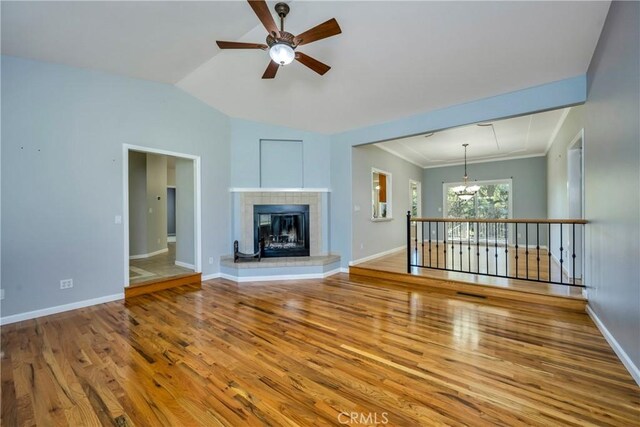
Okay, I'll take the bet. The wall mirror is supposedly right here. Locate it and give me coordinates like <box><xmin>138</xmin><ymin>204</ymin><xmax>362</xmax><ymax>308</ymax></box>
<box><xmin>372</xmin><ymin>168</ymin><xmax>392</xmax><ymax>220</ymax></box>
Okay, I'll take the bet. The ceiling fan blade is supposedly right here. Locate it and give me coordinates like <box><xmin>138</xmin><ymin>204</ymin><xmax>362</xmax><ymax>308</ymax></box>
<box><xmin>262</xmin><ymin>61</ymin><xmax>279</xmax><ymax>79</ymax></box>
<box><xmin>216</xmin><ymin>41</ymin><xmax>267</xmax><ymax>50</ymax></box>
<box><xmin>295</xmin><ymin>52</ymin><xmax>331</xmax><ymax>75</ymax></box>
<box><xmin>248</xmin><ymin>0</ymin><xmax>280</xmax><ymax>37</ymax></box>
<box><xmin>294</xmin><ymin>18</ymin><xmax>341</xmax><ymax>46</ymax></box>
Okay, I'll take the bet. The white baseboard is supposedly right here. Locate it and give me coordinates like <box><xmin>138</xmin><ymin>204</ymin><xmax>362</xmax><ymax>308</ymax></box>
<box><xmin>0</xmin><ymin>293</ymin><xmax>125</xmax><ymax>326</ymax></box>
<box><xmin>175</xmin><ymin>260</ymin><xmax>195</xmax><ymax>270</ymax></box>
<box><xmin>339</xmin><ymin>267</ymin><xmax>349</xmax><ymax>273</ymax></box>
<box><xmin>129</xmin><ymin>248</ymin><xmax>168</xmax><ymax>260</ymax></box>
<box><xmin>201</xmin><ymin>273</ymin><xmax>220</xmax><ymax>281</ymax></box>
<box><xmin>349</xmin><ymin>245</ymin><xmax>405</xmax><ymax>267</ymax></box>
<box><xmin>167</xmin><ymin>236</ymin><xmax>176</xmax><ymax>243</ymax></box>
<box><xmin>586</xmin><ymin>305</ymin><xmax>640</xmax><ymax>386</ymax></box>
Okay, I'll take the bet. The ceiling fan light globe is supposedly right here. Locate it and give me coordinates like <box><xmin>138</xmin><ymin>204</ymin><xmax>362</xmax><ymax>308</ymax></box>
<box><xmin>458</xmin><ymin>193</ymin><xmax>475</xmax><ymax>201</ymax></box>
<box><xmin>451</xmin><ymin>185</ymin><xmax>466</xmax><ymax>193</ymax></box>
<box><xmin>269</xmin><ymin>43</ymin><xmax>295</xmax><ymax>65</ymax></box>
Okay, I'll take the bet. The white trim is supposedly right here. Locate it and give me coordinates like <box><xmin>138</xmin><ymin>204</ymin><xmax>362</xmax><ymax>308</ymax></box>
<box><xmin>128</xmin><ymin>248</ymin><xmax>168</xmax><ymax>260</ymax></box>
<box><xmin>202</xmin><ymin>273</ymin><xmax>220</xmax><ymax>281</ymax></box>
<box><xmin>545</xmin><ymin>107</ymin><xmax>572</xmax><ymax>154</ymax></box>
<box><xmin>175</xmin><ymin>260</ymin><xmax>195</xmax><ymax>270</ymax></box>
<box><xmin>339</xmin><ymin>267</ymin><xmax>349</xmax><ymax>273</ymax></box>
<box><xmin>229</xmin><ymin>187</ymin><xmax>331</xmax><ymax>193</ymax></box>
<box><xmin>422</xmin><ymin>153</ymin><xmax>546</xmax><ymax>169</ymax></box>
<box><xmin>123</xmin><ymin>144</ymin><xmax>202</xmax><ymax>287</ymax></box>
<box><xmin>1</xmin><ymin>293</ymin><xmax>124</xmax><ymax>325</ymax></box>
<box><xmin>167</xmin><ymin>236</ymin><xmax>176</xmax><ymax>243</ymax></box>
<box><xmin>349</xmin><ymin>245</ymin><xmax>405</xmax><ymax>266</ymax></box>
<box><xmin>409</xmin><ymin>179</ymin><xmax>422</xmax><ymax>217</ymax></box>
<box><xmin>586</xmin><ymin>305</ymin><xmax>640</xmax><ymax>386</ymax></box>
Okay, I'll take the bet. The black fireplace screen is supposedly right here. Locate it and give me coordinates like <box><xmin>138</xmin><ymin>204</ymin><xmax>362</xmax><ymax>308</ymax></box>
<box><xmin>254</xmin><ymin>205</ymin><xmax>310</xmax><ymax>257</ymax></box>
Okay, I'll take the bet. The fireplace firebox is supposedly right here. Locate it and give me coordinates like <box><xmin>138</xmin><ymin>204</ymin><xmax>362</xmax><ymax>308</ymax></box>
<box><xmin>254</xmin><ymin>205</ymin><xmax>310</xmax><ymax>257</ymax></box>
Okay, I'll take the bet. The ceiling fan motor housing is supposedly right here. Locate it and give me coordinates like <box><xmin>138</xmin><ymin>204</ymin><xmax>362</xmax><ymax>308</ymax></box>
<box><xmin>267</xmin><ymin>31</ymin><xmax>296</xmax><ymax>48</ymax></box>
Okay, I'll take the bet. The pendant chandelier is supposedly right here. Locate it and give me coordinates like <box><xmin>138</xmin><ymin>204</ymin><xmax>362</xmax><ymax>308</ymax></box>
<box><xmin>452</xmin><ymin>144</ymin><xmax>480</xmax><ymax>201</ymax></box>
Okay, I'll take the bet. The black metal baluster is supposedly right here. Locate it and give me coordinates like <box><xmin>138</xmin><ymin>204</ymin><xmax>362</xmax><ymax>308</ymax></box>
<box><xmin>504</xmin><ymin>223</ymin><xmax>508</xmax><ymax>277</ymax></box>
<box><xmin>526</xmin><ymin>223</ymin><xmax>529</xmax><ymax>280</ymax></box>
<box><xmin>443</xmin><ymin>223</ymin><xmax>447</xmax><ymax>270</ymax></box>
<box><xmin>414</xmin><ymin>220</ymin><xmax>418</xmax><ymax>263</ymax></box>
<box><xmin>407</xmin><ymin>211</ymin><xmax>411</xmax><ymax>273</ymax></box>
<box><xmin>495</xmin><ymin>223</ymin><xmax>499</xmax><ymax>275</ymax></box>
<box><xmin>548</xmin><ymin>224</ymin><xmax>552</xmax><ymax>283</ymax></box>
<box><xmin>436</xmin><ymin>222</ymin><xmax>440</xmax><ymax>269</ymax></box>
<box><xmin>467</xmin><ymin>222</ymin><xmax>471</xmax><ymax>272</ymax></box>
<box><xmin>421</xmin><ymin>222</ymin><xmax>425</xmax><ymax>268</ymax></box>
<box><xmin>514</xmin><ymin>223</ymin><xmax>519</xmax><ymax>279</ymax></box>
<box><xmin>486</xmin><ymin>223</ymin><xmax>489</xmax><ymax>274</ymax></box>
<box><xmin>476</xmin><ymin>221</ymin><xmax>480</xmax><ymax>274</ymax></box>
<box><xmin>572</xmin><ymin>223</ymin><xmax>576</xmax><ymax>285</ymax></box>
<box><xmin>452</xmin><ymin>224</ymin><xmax>456</xmax><ymax>270</ymax></box>
<box><xmin>536</xmin><ymin>223</ymin><xmax>540</xmax><ymax>281</ymax></box>
<box><xmin>427</xmin><ymin>222</ymin><xmax>430</xmax><ymax>268</ymax></box>
<box><xmin>560</xmin><ymin>223</ymin><xmax>564</xmax><ymax>285</ymax></box>
<box><xmin>459</xmin><ymin>224</ymin><xmax>463</xmax><ymax>272</ymax></box>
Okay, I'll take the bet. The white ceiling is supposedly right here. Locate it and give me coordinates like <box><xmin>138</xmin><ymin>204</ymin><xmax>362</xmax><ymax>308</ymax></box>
<box><xmin>0</xmin><ymin>1</ymin><xmax>259</xmax><ymax>83</ymax></box>
<box><xmin>1</xmin><ymin>1</ymin><xmax>610</xmax><ymax>134</ymax></box>
<box><xmin>375</xmin><ymin>107</ymin><xmax>570</xmax><ymax>168</ymax></box>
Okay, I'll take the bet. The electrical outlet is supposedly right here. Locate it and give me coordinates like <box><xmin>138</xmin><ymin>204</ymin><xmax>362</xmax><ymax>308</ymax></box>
<box><xmin>209</xmin><ymin>257</ymin><xmax>214</xmax><ymax>265</ymax></box>
<box><xmin>60</xmin><ymin>279</ymin><xmax>73</xmax><ymax>289</ymax></box>
<box><xmin>360</xmin><ymin>243</ymin><xmax>364</xmax><ymax>250</ymax></box>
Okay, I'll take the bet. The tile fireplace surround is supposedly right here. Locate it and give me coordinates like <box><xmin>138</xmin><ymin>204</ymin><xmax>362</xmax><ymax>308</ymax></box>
<box><xmin>236</xmin><ymin>190</ymin><xmax>323</xmax><ymax>256</ymax></box>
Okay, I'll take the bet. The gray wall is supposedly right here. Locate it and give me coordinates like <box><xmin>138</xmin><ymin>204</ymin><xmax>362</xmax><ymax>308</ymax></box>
<box><xmin>145</xmin><ymin>153</ymin><xmax>168</xmax><ymax>254</ymax></box>
<box><xmin>422</xmin><ymin>156</ymin><xmax>547</xmax><ymax>220</ymax></box>
<box><xmin>584</xmin><ymin>1</ymin><xmax>640</xmax><ymax>373</ymax></box>
<box><xmin>1</xmin><ymin>56</ymin><xmax>230</xmax><ymax>317</ymax></box>
<box><xmin>351</xmin><ymin>145</ymin><xmax>423</xmax><ymax>261</ymax></box>
<box><xmin>128</xmin><ymin>151</ymin><xmax>147</xmax><ymax>256</ymax></box>
<box><xmin>175</xmin><ymin>158</ymin><xmax>195</xmax><ymax>267</ymax></box>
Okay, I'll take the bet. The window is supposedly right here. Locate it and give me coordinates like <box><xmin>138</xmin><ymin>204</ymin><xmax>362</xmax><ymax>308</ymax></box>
<box><xmin>372</xmin><ymin>168</ymin><xmax>392</xmax><ymax>220</ymax></box>
<box><xmin>443</xmin><ymin>179</ymin><xmax>512</xmax><ymax>242</ymax></box>
<box><xmin>409</xmin><ymin>180</ymin><xmax>421</xmax><ymax>217</ymax></box>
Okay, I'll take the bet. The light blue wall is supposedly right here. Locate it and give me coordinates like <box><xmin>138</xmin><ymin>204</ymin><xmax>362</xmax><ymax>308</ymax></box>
<box><xmin>230</xmin><ymin>118</ymin><xmax>331</xmax><ymax>188</ymax></box>
<box><xmin>1</xmin><ymin>55</ymin><xmax>231</xmax><ymax>317</ymax></box>
<box><xmin>584</xmin><ymin>1</ymin><xmax>640</xmax><ymax>377</ymax></box>
<box><xmin>330</xmin><ymin>77</ymin><xmax>587</xmax><ymax>267</ymax></box>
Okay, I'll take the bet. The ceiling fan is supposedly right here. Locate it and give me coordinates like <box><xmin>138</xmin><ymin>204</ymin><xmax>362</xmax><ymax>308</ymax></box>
<box><xmin>216</xmin><ymin>1</ymin><xmax>342</xmax><ymax>79</ymax></box>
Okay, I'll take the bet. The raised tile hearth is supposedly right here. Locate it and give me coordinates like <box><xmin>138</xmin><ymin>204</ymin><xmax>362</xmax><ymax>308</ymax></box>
<box><xmin>220</xmin><ymin>254</ymin><xmax>341</xmax><ymax>282</ymax></box>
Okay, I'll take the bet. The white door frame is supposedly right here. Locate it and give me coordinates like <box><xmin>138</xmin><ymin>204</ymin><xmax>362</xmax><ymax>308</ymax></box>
<box><xmin>122</xmin><ymin>144</ymin><xmax>202</xmax><ymax>287</ymax></box>
<box><xmin>567</xmin><ymin>129</ymin><xmax>585</xmax><ymax>281</ymax></box>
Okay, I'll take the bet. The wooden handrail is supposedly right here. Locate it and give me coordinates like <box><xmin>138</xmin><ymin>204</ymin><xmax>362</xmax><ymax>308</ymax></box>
<box><xmin>411</xmin><ymin>217</ymin><xmax>588</xmax><ymax>224</ymax></box>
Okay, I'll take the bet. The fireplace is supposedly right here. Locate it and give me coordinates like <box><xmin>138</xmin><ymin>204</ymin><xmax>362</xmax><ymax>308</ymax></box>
<box><xmin>254</xmin><ymin>205</ymin><xmax>310</xmax><ymax>257</ymax></box>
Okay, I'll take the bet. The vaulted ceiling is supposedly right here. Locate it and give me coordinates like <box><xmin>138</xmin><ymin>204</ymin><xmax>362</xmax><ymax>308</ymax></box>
<box><xmin>1</xmin><ymin>1</ymin><xmax>610</xmax><ymax>134</ymax></box>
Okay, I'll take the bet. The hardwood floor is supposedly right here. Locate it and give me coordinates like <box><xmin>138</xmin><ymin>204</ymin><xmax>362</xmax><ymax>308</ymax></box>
<box><xmin>356</xmin><ymin>249</ymin><xmax>585</xmax><ymax>300</ymax></box>
<box><xmin>2</xmin><ymin>274</ymin><xmax>638</xmax><ymax>426</ymax></box>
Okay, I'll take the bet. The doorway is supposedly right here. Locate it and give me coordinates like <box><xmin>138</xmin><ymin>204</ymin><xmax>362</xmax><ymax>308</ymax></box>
<box><xmin>567</xmin><ymin>129</ymin><xmax>584</xmax><ymax>279</ymax></box>
<box><xmin>123</xmin><ymin>145</ymin><xmax>201</xmax><ymax>287</ymax></box>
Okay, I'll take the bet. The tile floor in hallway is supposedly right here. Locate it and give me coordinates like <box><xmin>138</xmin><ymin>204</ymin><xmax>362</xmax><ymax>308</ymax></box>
<box><xmin>129</xmin><ymin>242</ymin><xmax>194</xmax><ymax>285</ymax></box>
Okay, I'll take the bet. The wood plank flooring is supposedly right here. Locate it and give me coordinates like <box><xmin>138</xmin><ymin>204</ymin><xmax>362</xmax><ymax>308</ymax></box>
<box><xmin>2</xmin><ymin>274</ymin><xmax>638</xmax><ymax>426</ymax></box>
